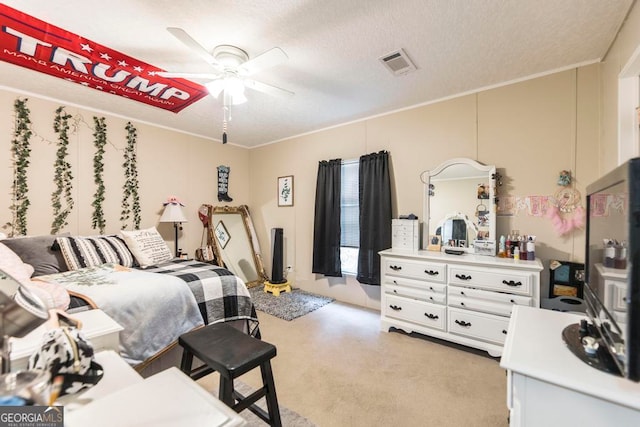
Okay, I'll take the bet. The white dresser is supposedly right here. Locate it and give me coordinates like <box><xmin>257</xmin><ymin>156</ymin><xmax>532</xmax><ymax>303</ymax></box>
<box><xmin>379</xmin><ymin>248</ymin><xmax>543</xmax><ymax>357</ymax></box>
<box><xmin>501</xmin><ymin>306</ymin><xmax>640</xmax><ymax>426</ymax></box>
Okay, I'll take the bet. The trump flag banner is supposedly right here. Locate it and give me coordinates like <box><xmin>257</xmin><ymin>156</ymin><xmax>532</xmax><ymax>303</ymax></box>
<box><xmin>0</xmin><ymin>4</ymin><xmax>208</xmax><ymax>112</ymax></box>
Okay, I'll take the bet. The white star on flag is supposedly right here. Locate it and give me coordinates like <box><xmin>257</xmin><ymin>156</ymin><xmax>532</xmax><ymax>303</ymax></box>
<box><xmin>133</xmin><ymin>66</ymin><xmax>143</xmax><ymax>73</ymax></box>
<box><xmin>117</xmin><ymin>60</ymin><xmax>128</xmax><ymax>67</ymax></box>
<box><xmin>80</xmin><ymin>43</ymin><xmax>93</xmax><ymax>52</ymax></box>
<box><xmin>100</xmin><ymin>53</ymin><xmax>112</xmax><ymax>61</ymax></box>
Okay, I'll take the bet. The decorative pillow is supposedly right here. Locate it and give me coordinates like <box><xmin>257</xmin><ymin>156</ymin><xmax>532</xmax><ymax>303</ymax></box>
<box><xmin>56</xmin><ymin>235</ymin><xmax>135</xmax><ymax>271</ymax></box>
<box><xmin>1</xmin><ymin>234</ymin><xmax>69</xmax><ymax>277</ymax></box>
<box><xmin>23</xmin><ymin>279</ymin><xmax>71</xmax><ymax>311</ymax></box>
<box><xmin>0</xmin><ymin>242</ymin><xmax>34</xmax><ymax>285</ymax></box>
<box><xmin>120</xmin><ymin>227</ymin><xmax>173</xmax><ymax>268</ymax></box>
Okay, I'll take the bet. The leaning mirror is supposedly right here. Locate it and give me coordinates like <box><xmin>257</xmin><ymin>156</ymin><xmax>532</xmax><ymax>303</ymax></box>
<box><xmin>422</xmin><ymin>158</ymin><xmax>496</xmax><ymax>254</ymax></box>
<box><xmin>210</xmin><ymin>205</ymin><xmax>268</xmax><ymax>287</ymax></box>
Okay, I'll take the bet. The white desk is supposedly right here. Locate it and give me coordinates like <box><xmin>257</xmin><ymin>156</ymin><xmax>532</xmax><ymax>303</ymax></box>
<box><xmin>62</xmin><ymin>350</ymin><xmax>246</xmax><ymax>426</ymax></box>
<box><xmin>10</xmin><ymin>309</ymin><xmax>123</xmax><ymax>372</ymax></box>
<box><xmin>500</xmin><ymin>306</ymin><xmax>640</xmax><ymax>426</ymax></box>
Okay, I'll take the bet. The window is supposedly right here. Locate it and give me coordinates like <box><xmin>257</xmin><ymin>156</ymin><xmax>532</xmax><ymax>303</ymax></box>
<box><xmin>340</xmin><ymin>160</ymin><xmax>359</xmax><ymax>274</ymax></box>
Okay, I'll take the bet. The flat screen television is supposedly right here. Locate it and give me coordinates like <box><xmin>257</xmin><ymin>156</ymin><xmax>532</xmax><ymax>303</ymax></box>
<box><xmin>580</xmin><ymin>157</ymin><xmax>640</xmax><ymax>381</ymax></box>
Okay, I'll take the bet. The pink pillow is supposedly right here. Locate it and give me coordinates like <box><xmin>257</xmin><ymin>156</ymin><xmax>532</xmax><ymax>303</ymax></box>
<box><xmin>24</xmin><ymin>279</ymin><xmax>70</xmax><ymax>311</ymax></box>
<box><xmin>0</xmin><ymin>242</ymin><xmax>34</xmax><ymax>284</ymax></box>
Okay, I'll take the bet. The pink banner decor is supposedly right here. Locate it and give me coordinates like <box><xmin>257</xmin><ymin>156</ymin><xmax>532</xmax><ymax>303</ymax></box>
<box><xmin>0</xmin><ymin>4</ymin><xmax>208</xmax><ymax>112</ymax></box>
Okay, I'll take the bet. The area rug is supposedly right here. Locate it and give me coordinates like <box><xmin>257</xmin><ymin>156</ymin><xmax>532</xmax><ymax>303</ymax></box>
<box><xmin>249</xmin><ymin>285</ymin><xmax>334</xmax><ymax>321</ymax></box>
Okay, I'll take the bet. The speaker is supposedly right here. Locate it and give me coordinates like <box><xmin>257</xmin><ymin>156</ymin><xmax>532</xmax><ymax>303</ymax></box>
<box><xmin>270</xmin><ymin>228</ymin><xmax>286</xmax><ymax>284</ymax></box>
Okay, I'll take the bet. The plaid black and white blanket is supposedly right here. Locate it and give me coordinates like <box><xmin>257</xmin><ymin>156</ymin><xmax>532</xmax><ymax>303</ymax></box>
<box><xmin>141</xmin><ymin>259</ymin><xmax>260</xmax><ymax>337</ymax></box>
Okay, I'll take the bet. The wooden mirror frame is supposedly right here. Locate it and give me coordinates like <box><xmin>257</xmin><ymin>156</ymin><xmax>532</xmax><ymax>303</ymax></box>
<box><xmin>208</xmin><ymin>205</ymin><xmax>268</xmax><ymax>288</ymax></box>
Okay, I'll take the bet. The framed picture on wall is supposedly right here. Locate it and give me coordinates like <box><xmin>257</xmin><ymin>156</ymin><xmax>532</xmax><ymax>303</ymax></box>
<box><xmin>278</xmin><ymin>175</ymin><xmax>294</xmax><ymax>207</ymax></box>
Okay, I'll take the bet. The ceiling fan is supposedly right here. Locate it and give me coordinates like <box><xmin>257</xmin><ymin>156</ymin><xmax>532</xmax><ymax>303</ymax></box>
<box><xmin>157</xmin><ymin>27</ymin><xmax>293</xmax><ymax>143</ymax></box>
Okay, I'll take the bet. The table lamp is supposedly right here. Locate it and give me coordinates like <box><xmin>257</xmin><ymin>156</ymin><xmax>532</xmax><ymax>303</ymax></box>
<box><xmin>160</xmin><ymin>196</ymin><xmax>188</xmax><ymax>257</ymax></box>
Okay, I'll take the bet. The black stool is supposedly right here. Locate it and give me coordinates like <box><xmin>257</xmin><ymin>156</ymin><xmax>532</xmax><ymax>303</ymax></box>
<box><xmin>179</xmin><ymin>323</ymin><xmax>282</xmax><ymax>427</ymax></box>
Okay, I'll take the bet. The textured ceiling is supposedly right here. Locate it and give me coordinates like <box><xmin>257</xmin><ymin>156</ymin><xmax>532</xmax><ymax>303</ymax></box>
<box><xmin>0</xmin><ymin>0</ymin><xmax>633</xmax><ymax>147</ymax></box>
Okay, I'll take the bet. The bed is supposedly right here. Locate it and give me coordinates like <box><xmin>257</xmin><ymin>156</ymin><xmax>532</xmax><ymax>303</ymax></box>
<box><xmin>0</xmin><ymin>232</ymin><xmax>260</xmax><ymax>376</ymax></box>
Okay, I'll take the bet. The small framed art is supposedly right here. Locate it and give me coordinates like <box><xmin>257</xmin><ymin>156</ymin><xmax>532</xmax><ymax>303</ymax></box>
<box><xmin>278</xmin><ymin>175</ymin><xmax>294</xmax><ymax>207</ymax></box>
<box><xmin>215</xmin><ymin>220</ymin><xmax>230</xmax><ymax>249</ymax></box>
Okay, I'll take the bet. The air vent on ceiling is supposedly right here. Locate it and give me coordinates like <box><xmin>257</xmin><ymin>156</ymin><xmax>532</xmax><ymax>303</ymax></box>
<box><xmin>379</xmin><ymin>48</ymin><xmax>417</xmax><ymax>76</ymax></box>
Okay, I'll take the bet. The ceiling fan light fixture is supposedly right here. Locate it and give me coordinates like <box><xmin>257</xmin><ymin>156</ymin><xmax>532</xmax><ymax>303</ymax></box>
<box><xmin>205</xmin><ymin>79</ymin><xmax>225</xmax><ymax>97</ymax></box>
<box><xmin>230</xmin><ymin>92</ymin><xmax>247</xmax><ymax>105</ymax></box>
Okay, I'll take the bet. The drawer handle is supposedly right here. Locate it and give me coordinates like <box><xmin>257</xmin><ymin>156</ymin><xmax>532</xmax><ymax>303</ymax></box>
<box><xmin>502</xmin><ymin>329</ymin><xmax>508</xmax><ymax>335</ymax></box>
<box><xmin>460</xmin><ymin>302</ymin><xmax>465</xmax><ymax>306</ymax></box>
<box><xmin>455</xmin><ymin>319</ymin><xmax>472</xmax><ymax>328</ymax></box>
<box><xmin>424</xmin><ymin>313</ymin><xmax>439</xmax><ymax>320</ymax></box>
<box><xmin>455</xmin><ymin>274</ymin><xmax>472</xmax><ymax>281</ymax></box>
<box><xmin>393</xmin><ymin>280</ymin><xmax>398</xmax><ymax>284</ymax></box>
<box><xmin>429</xmin><ymin>286</ymin><xmax>434</xmax><ymax>291</ymax></box>
<box><xmin>502</xmin><ymin>280</ymin><xmax>522</xmax><ymax>287</ymax></box>
<box><xmin>393</xmin><ymin>289</ymin><xmax>398</xmax><ymax>293</ymax></box>
<box><xmin>510</xmin><ymin>299</ymin><xmax>515</xmax><ymax>303</ymax></box>
<box><xmin>424</xmin><ymin>270</ymin><xmax>439</xmax><ymax>276</ymax></box>
<box><xmin>390</xmin><ymin>265</ymin><xmax>402</xmax><ymax>271</ymax></box>
<box><xmin>460</xmin><ymin>291</ymin><xmax>466</xmax><ymax>296</ymax></box>
<box><xmin>389</xmin><ymin>305</ymin><xmax>402</xmax><ymax>311</ymax></box>
<box><xmin>429</xmin><ymin>296</ymin><xmax>434</xmax><ymax>301</ymax></box>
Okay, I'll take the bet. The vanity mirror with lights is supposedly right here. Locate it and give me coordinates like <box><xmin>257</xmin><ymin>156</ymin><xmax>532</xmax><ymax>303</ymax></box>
<box><xmin>379</xmin><ymin>158</ymin><xmax>543</xmax><ymax>357</ymax></box>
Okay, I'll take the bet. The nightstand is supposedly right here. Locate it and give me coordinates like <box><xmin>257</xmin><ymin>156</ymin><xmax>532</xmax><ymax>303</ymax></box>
<box><xmin>9</xmin><ymin>309</ymin><xmax>123</xmax><ymax>372</ymax></box>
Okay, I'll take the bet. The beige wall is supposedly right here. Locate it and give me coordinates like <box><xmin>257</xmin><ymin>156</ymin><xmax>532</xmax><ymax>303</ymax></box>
<box><xmin>0</xmin><ymin>88</ymin><xmax>251</xmax><ymax>255</ymax></box>
<box><xmin>249</xmin><ymin>66</ymin><xmax>601</xmax><ymax>309</ymax></box>
<box><xmin>601</xmin><ymin>0</ymin><xmax>640</xmax><ymax>172</ymax></box>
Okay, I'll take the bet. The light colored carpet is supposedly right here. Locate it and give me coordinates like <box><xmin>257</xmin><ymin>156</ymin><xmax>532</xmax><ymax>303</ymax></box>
<box><xmin>200</xmin><ymin>301</ymin><xmax>508</xmax><ymax>427</ymax></box>
<box><xmin>248</xmin><ymin>285</ymin><xmax>334</xmax><ymax>321</ymax></box>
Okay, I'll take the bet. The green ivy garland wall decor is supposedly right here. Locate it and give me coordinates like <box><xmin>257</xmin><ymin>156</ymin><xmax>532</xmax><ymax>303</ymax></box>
<box><xmin>92</xmin><ymin>116</ymin><xmax>107</xmax><ymax>234</ymax></box>
<box><xmin>9</xmin><ymin>98</ymin><xmax>32</xmax><ymax>236</ymax></box>
<box><xmin>51</xmin><ymin>106</ymin><xmax>75</xmax><ymax>234</ymax></box>
<box><xmin>120</xmin><ymin>121</ymin><xmax>141</xmax><ymax>230</ymax></box>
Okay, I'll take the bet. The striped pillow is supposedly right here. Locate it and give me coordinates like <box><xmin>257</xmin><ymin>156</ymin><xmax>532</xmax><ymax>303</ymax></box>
<box><xmin>56</xmin><ymin>235</ymin><xmax>135</xmax><ymax>270</ymax></box>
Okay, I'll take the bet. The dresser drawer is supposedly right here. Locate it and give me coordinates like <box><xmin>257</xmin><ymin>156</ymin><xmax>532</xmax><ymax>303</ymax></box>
<box><xmin>448</xmin><ymin>307</ymin><xmax>510</xmax><ymax>345</ymax></box>
<box><xmin>448</xmin><ymin>294</ymin><xmax>512</xmax><ymax>317</ymax></box>
<box><xmin>387</xmin><ymin>284</ymin><xmax>447</xmax><ymax>304</ymax></box>
<box><xmin>385</xmin><ymin>294</ymin><xmax>446</xmax><ymax>331</ymax></box>
<box><xmin>448</xmin><ymin>266</ymin><xmax>532</xmax><ymax>296</ymax></box>
<box><xmin>385</xmin><ymin>276</ymin><xmax>446</xmax><ymax>293</ymax></box>
<box><xmin>448</xmin><ymin>286</ymin><xmax>531</xmax><ymax>308</ymax></box>
<box><xmin>384</xmin><ymin>258</ymin><xmax>446</xmax><ymax>283</ymax></box>
<box><xmin>609</xmin><ymin>280</ymin><xmax>628</xmax><ymax>312</ymax></box>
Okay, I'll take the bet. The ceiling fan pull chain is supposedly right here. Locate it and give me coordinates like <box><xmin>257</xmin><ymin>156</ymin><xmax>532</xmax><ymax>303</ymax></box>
<box><xmin>222</xmin><ymin>104</ymin><xmax>230</xmax><ymax>144</ymax></box>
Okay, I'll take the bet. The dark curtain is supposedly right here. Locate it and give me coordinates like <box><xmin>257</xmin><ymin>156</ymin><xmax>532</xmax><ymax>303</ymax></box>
<box><xmin>357</xmin><ymin>151</ymin><xmax>392</xmax><ymax>285</ymax></box>
<box><xmin>312</xmin><ymin>159</ymin><xmax>342</xmax><ymax>277</ymax></box>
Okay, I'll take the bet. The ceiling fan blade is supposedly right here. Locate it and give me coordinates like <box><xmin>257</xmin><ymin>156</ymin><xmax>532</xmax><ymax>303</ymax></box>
<box><xmin>156</xmin><ymin>71</ymin><xmax>222</xmax><ymax>80</ymax></box>
<box><xmin>167</xmin><ymin>27</ymin><xmax>223</xmax><ymax>70</ymax></box>
<box><xmin>238</xmin><ymin>47</ymin><xmax>288</xmax><ymax>76</ymax></box>
<box><xmin>244</xmin><ymin>79</ymin><xmax>294</xmax><ymax>97</ymax></box>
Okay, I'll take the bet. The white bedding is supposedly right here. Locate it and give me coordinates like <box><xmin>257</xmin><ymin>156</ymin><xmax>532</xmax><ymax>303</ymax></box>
<box><xmin>37</xmin><ymin>264</ymin><xmax>204</xmax><ymax>365</ymax></box>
